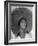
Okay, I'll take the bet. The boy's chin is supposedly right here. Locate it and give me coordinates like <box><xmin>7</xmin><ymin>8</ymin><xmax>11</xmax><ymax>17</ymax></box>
<box><xmin>22</xmin><ymin>27</ymin><xmax>25</xmax><ymax>29</ymax></box>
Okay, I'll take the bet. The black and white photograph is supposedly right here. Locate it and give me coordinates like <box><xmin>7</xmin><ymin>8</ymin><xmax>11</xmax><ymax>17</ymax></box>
<box><xmin>4</xmin><ymin>1</ymin><xmax>37</xmax><ymax>45</ymax></box>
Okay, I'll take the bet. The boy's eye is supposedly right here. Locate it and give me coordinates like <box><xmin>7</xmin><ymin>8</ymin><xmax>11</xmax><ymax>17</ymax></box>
<box><xmin>21</xmin><ymin>23</ymin><xmax>26</xmax><ymax>25</ymax></box>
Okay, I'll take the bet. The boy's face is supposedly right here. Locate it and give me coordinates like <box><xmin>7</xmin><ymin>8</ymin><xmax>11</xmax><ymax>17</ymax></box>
<box><xmin>20</xmin><ymin>20</ymin><xmax>26</xmax><ymax>29</ymax></box>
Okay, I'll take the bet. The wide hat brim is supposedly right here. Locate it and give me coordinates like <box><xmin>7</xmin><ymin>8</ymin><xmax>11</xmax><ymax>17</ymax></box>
<box><xmin>9</xmin><ymin>8</ymin><xmax>32</xmax><ymax>35</ymax></box>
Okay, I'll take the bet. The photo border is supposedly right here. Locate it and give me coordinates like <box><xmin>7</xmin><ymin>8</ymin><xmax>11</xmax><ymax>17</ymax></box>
<box><xmin>4</xmin><ymin>1</ymin><xmax>37</xmax><ymax>45</ymax></box>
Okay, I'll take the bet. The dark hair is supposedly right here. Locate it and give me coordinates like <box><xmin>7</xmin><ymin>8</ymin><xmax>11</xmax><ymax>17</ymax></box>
<box><xmin>18</xmin><ymin>17</ymin><xmax>27</xmax><ymax>27</ymax></box>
